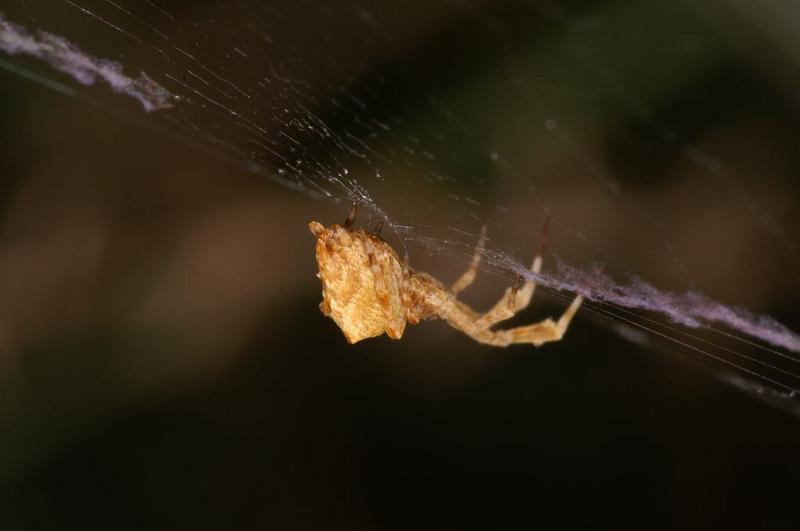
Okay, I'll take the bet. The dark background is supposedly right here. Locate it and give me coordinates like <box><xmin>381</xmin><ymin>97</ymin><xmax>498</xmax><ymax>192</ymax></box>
<box><xmin>0</xmin><ymin>1</ymin><xmax>799</xmax><ymax>529</ymax></box>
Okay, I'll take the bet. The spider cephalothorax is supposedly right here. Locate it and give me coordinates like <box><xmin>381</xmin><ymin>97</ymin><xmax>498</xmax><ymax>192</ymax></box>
<box><xmin>309</xmin><ymin>208</ymin><xmax>582</xmax><ymax>347</ymax></box>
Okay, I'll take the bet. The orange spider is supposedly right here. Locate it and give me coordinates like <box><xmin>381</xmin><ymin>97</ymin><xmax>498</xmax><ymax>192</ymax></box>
<box><xmin>308</xmin><ymin>206</ymin><xmax>583</xmax><ymax>346</ymax></box>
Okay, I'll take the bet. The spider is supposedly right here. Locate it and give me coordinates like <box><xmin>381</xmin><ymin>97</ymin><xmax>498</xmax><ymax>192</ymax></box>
<box><xmin>308</xmin><ymin>206</ymin><xmax>583</xmax><ymax>347</ymax></box>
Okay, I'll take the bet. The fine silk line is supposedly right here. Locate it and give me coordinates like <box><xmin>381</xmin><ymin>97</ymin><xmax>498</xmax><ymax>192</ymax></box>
<box><xmin>543</xmin><ymin>289</ymin><xmax>800</xmax><ymax>393</ymax></box>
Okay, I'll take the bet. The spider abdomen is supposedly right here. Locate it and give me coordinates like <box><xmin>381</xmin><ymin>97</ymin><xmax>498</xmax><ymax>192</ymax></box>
<box><xmin>310</xmin><ymin>221</ymin><xmax>406</xmax><ymax>343</ymax></box>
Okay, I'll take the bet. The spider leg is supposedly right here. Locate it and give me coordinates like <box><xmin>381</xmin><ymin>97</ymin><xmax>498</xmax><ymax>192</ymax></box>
<box><xmin>443</xmin><ymin>292</ymin><xmax>583</xmax><ymax>347</ymax></box>
<box><xmin>344</xmin><ymin>203</ymin><xmax>358</xmax><ymax>229</ymax></box>
<box><xmin>473</xmin><ymin>293</ymin><xmax>583</xmax><ymax>347</ymax></box>
<box><xmin>451</xmin><ymin>225</ymin><xmax>487</xmax><ymax>295</ymax></box>
<box><xmin>471</xmin><ymin>219</ymin><xmax>549</xmax><ymax>330</ymax></box>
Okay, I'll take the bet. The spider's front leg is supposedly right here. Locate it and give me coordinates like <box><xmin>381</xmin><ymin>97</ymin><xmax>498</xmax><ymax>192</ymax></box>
<box><xmin>443</xmin><ymin>219</ymin><xmax>584</xmax><ymax>346</ymax></box>
<box><xmin>468</xmin><ymin>293</ymin><xmax>583</xmax><ymax>347</ymax></box>
<box><xmin>451</xmin><ymin>225</ymin><xmax>487</xmax><ymax>295</ymax></box>
<box><xmin>471</xmin><ymin>220</ymin><xmax>549</xmax><ymax>331</ymax></box>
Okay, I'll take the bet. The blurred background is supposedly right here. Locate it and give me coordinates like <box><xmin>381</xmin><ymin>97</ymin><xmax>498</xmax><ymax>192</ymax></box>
<box><xmin>0</xmin><ymin>0</ymin><xmax>799</xmax><ymax>529</ymax></box>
